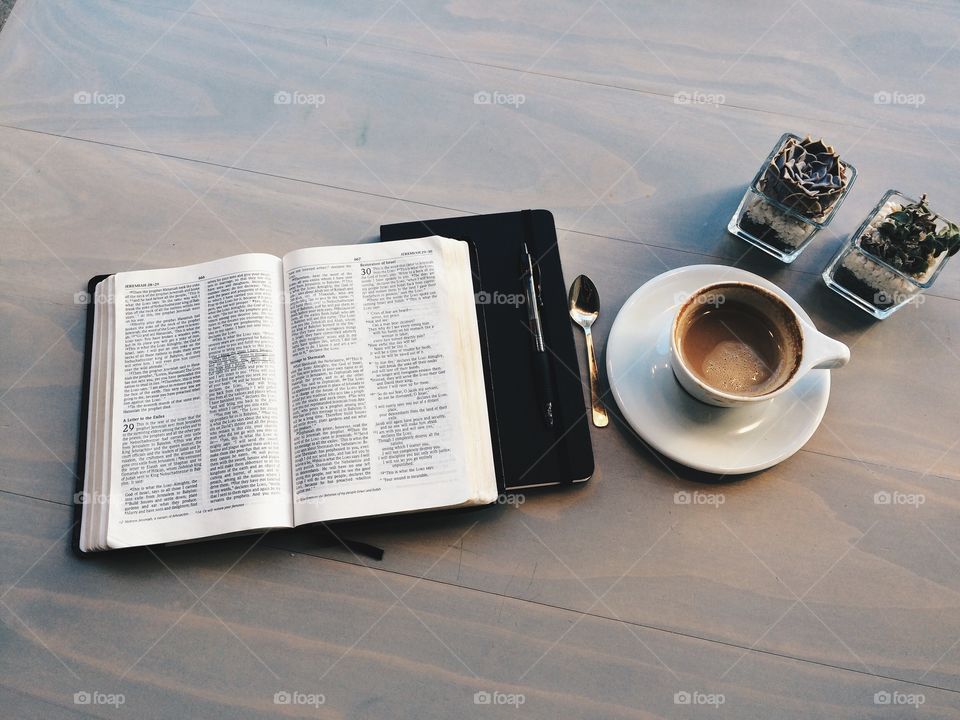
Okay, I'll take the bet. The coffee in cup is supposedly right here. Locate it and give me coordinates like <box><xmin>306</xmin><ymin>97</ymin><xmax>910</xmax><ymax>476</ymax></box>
<box><xmin>670</xmin><ymin>282</ymin><xmax>848</xmax><ymax>407</ymax></box>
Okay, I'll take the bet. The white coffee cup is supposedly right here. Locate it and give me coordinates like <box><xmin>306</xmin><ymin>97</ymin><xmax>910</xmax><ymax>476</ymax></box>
<box><xmin>670</xmin><ymin>282</ymin><xmax>849</xmax><ymax>407</ymax></box>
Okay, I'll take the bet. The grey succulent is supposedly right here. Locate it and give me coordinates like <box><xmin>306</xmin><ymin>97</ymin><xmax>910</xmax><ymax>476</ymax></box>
<box><xmin>759</xmin><ymin>136</ymin><xmax>849</xmax><ymax>219</ymax></box>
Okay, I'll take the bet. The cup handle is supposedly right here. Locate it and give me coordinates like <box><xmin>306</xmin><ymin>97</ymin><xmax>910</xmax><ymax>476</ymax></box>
<box><xmin>806</xmin><ymin>331</ymin><xmax>850</xmax><ymax>370</ymax></box>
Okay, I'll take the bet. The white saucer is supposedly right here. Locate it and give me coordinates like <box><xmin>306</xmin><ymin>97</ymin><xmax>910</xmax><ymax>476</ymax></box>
<box><xmin>606</xmin><ymin>265</ymin><xmax>830</xmax><ymax>474</ymax></box>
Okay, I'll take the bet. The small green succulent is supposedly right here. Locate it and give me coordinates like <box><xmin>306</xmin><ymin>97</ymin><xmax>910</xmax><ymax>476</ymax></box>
<box><xmin>861</xmin><ymin>194</ymin><xmax>960</xmax><ymax>277</ymax></box>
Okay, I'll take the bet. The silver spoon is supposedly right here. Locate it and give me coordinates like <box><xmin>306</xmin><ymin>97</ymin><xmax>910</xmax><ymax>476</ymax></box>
<box><xmin>568</xmin><ymin>275</ymin><xmax>608</xmax><ymax>428</ymax></box>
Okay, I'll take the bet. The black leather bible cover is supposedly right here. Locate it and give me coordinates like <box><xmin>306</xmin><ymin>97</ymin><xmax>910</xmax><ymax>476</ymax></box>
<box><xmin>381</xmin><ymin>209</ymin><xmax>594</xmax><ymax>490</ymax></box>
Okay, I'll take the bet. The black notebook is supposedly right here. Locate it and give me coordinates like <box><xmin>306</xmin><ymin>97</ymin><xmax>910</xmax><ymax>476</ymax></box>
<box><xmin>381</xmin><ymin>209</ymin><xmax>594</xmax><ymax>491</ymax></box>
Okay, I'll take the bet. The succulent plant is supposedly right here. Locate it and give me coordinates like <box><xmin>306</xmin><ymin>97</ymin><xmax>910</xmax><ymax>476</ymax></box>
<box><xmin>861</xmin><ymin>194</ymin><xmax>960</xmax><ymax>277</ymax></box>
<box><xmin>759</xmin><ymin>136</ymin><xmax>849</xmax><ymax>219</ymax></box>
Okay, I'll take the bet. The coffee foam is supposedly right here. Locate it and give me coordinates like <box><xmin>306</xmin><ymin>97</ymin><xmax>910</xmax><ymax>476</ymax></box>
<box><xmin>699</xmin><ymin>339</ymin><xmax>779</xmax><ymax>395</ymax></box>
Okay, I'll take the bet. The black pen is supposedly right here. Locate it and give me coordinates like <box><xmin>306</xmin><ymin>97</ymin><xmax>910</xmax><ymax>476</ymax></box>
<box><xmin>521</xmin><ymin>243</ymin><xmax>555</xmax><ymax>428</ymax></box>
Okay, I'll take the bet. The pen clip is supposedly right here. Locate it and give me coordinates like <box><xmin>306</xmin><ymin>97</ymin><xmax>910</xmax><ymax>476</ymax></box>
<box><xmin>520</xmin><ymin>242</ymin><xmax>533</xmax><ymax>279</ymax></box>
<box><xmin>532</xmin><ymin>258</ymin><xmax>544</xmax><ymax>308</ymax></box>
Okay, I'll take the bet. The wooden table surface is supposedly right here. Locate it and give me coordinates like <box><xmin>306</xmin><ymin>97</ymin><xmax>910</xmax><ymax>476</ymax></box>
<box><xmin>1</xmin><ymin>1</ymin><xmax>959</xmax><ymax>717</ymax></box>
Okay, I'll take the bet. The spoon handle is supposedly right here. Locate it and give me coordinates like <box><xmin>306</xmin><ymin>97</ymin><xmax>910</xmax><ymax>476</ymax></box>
<box><xmin>583</xmin><ymin>326</ymin><xmax>608</xmax><ymax>427</ymax></box>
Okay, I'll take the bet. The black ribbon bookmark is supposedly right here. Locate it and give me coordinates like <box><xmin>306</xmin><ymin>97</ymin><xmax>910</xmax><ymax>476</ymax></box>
<box><xmin>316</xmin><ymin>528</ymin><xmax>384</xmax><ymax>561</ymax></box>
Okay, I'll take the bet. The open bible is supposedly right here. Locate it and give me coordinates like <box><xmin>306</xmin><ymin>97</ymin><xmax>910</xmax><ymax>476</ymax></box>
<box><xmin>77</xmin><ymin>236</ymin><xmax>498</xmax><ymax>553</ymax></box>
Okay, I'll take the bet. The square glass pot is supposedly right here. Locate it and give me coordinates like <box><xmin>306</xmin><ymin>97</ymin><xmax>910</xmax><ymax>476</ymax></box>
<box><xmin>728</xmin><ymin>132</ymin><xmax>857</xmax><ymax>263</ymax></box>
<box><xmin>822</xmin><ymin>189</ymin><xmax>955</xmax><ymax>319</ymax></box>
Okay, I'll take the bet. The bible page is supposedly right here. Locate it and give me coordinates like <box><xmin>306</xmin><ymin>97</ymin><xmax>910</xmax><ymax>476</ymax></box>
<box><xmin>284</xmin><ymin>236</ymin><xmax>497</xmax><ymax>524</ymax></box>
<box><xmin>105</xmin><ymin>254</ymin><xmax>292</xmax><ymax>548</ymax></box>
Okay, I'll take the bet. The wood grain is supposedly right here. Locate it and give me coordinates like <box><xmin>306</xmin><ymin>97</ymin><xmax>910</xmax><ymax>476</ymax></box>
<box><xmin>72</xmin><ymin>0</ymin><xmax>960</xmax><ymax>144</ymax></box>
<box><xmin>3</xmin><ymin>494</ymin><xmax>960</xmax><ymax>719</ymax></box>
<box><xmin>1</xmin><ymin>0</ymin><xmax>959</xmax><ymax>717</ymax></box>
<box><xmin>0</xmin><ymin>0</ymin><xmax>959</xmax><ymax>296</ymax></box>
<box><xmin>2</xmin><ymin>124</ymin><xmax>959</xmax><ymax>700</ymax></box>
